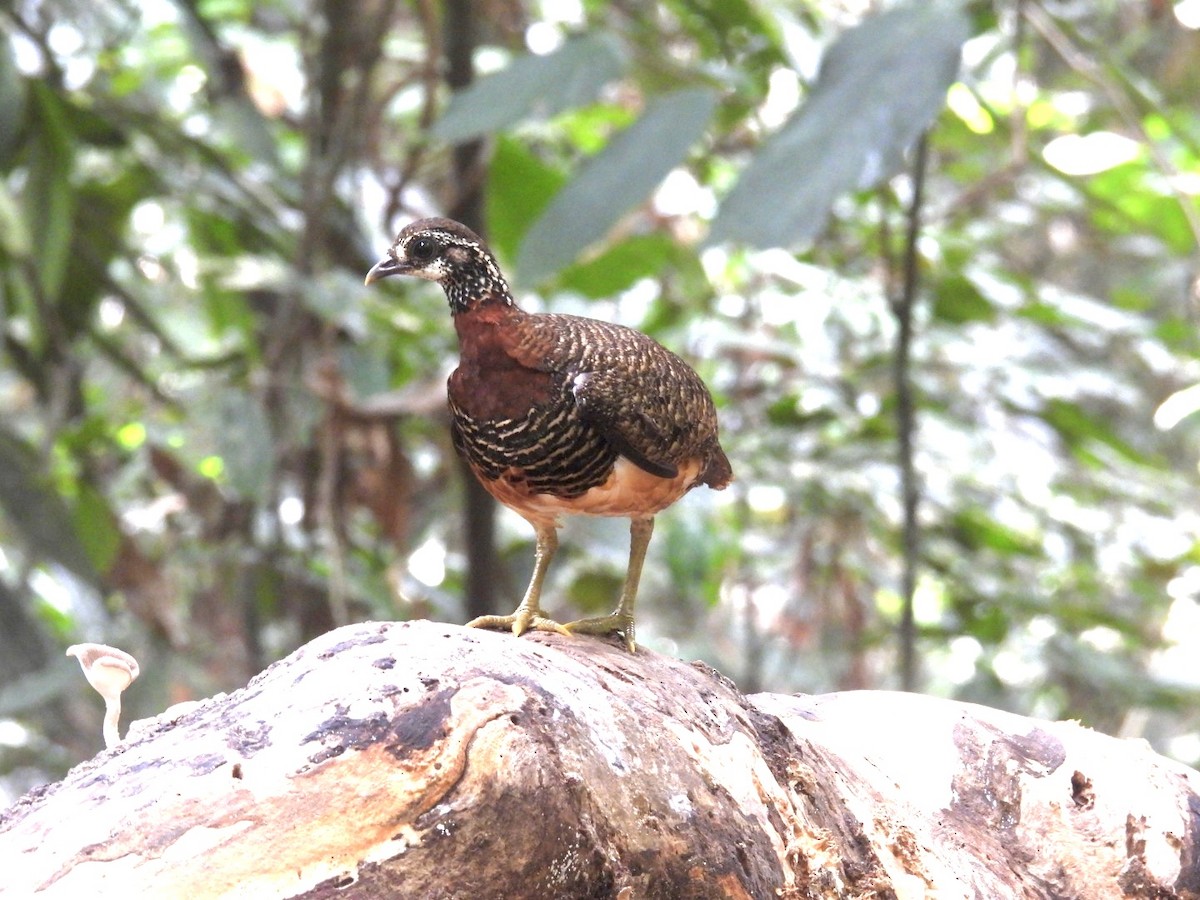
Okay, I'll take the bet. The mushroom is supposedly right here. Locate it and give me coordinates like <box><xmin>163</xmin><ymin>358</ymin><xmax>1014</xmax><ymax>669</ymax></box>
<box><xmin>65</xmin><ymin>643</ymin><xmax>140</xmax><ymax>749</ymax></box>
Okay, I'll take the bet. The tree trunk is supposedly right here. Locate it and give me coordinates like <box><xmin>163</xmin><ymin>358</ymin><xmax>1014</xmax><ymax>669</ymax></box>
<box><xmin>443</xmin><ymin>0</ymin><xmax>501</xmax><ymax>623</ymax></box>
<box><xmin>3</xmin><ymin>620</ymin><xmax>1198</xmax><ymax>899</ymax></box>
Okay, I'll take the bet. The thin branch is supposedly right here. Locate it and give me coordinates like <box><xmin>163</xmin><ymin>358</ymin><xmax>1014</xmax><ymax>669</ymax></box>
<box><xmin>1010</xmin><ymin>0</ymin><xmax>1030</xmax><ymax>165</ymax></box>
<box><xmin>891</xmin><ymin>134</ymin><xmax>930</xmax><ymax>693</ymax></box>
<box><xmin>316</xmin><ymin>363</ymin><xmax>350</xmax><ymax>628</ymax></box>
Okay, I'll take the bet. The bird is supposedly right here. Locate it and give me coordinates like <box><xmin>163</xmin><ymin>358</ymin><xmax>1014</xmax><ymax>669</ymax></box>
<box><xmin>365</xmin><ymin>218</ymin><xmax>731</xmax><ymax>652</ymax></box>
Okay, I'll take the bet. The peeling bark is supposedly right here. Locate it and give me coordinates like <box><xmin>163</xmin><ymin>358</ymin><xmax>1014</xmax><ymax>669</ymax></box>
<box><xmin>2</xmin><ymin>621</ymin><xmax>1197</xmax><ymax>899</ymax></box>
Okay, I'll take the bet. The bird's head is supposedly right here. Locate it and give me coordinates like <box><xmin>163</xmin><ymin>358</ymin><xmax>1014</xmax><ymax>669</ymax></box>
<box><xmin>365</xmin><ymin>217</ymin><xmax>511</xmax><ymax>314</ymax></box>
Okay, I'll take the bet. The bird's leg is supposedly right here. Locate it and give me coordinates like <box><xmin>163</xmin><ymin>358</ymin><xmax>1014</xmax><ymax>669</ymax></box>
<box><xmin>466</xmin><ymin>522</ymin><xmax>570</xmax><ymax>638</ymax></box>
<box><xmin>564</xmin><ymin>516</ymin><xmax>653</xmax><ymax>652</ymax></box>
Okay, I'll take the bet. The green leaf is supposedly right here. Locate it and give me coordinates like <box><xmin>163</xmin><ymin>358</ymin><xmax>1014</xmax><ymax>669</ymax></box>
<box><xmin>1088</xmin><ymin>161</ymin><xmax>1195</xmax><ymax>255</ymax></box>
<box><xmin>0</xmin><ymin>427</ymin><xmax>99</xmax><ymax>585</ymax></box>
<box><xmin>1017</xmin><ymin>300</ymin><xmax>1072</xmax><ymax>328</ymax></box>
<box><xmin>708</xmin><ymin>1</ymin><xmax>969</xmax><ymax>248</ymax></box>
<box><xmin>557</xmin><ymin>233</ymin><xmax>677</xmax><ymax>298</ymax></box>
<box><xmin>1154</xmin><ymin>316</ymin><xmax>1196</xmax><ymax>351</ymax></box>
<box><xmin>555</xmin><ymin>103</ymin><xmax>638</xmax><ymax>154</ymax></box>
<box><xmin>59</xmin><ymin>167</ymin><xmax>155</xmax><ymax>340</ymax></box>
<box><xmin>0</xmin><ymin>180</ymin><xmax>32</xmax><ymax>258</ymax></box>
<box><xmin>24</xmin><ymin>83</ymin><xmax>75</xmax><ymax>300</ymax></box>
<box><xmin>950</xmin><ymin>507</ymin><xmax>1041</xmax><ymax>557</ymax></box>
<box><xmin>431</xmin><ymin>34</ymin><xmax>625</xmax><ymax>143</ymax></box>
<box><xmin>517</xmin><ymin>87</ymin><xmax>719</xmax><ymax>285</ymax></box>
<box><xmin>1040</xmin><ymin>398</ymin><xmax>1151</xmax><ymax>467</ymax></box>
<box><xmin>72</xmin><ymin>482</ymin><xmax>121</xmax><ymax>576</ymax></box>
<box><xmin>767</xmin><ymin>394</ymin><xmax>834</xmax><ymax>429</ymax></box>
<box><xmin>485</xmin><ymin>136</ymin><xmax>567</xmax><ymax>264</ymax></box>
<box><xmin>0</xmin><ymin>35</ymin><xmax>27</xmax><ymax>165</ymax></box>
<box><xmin>962</xmin><ymin>603</ymin><xmax>1010</xmax><ymax>644</ymax></box>
<box><xmin>932</xmin><ymin>274</ymin><xmax>996</xmax><ymax>324</ymax></box>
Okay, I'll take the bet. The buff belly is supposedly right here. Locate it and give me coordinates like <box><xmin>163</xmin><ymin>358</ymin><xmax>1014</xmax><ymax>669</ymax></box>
<box><xmin>479</xmin><ymin>456</ymin><xmax>703</xmax><ymax>528</ymax></box>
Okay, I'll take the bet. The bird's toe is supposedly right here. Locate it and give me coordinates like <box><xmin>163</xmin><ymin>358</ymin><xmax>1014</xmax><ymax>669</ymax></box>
<box><xmin>466</xmin><ymin>609</ymin><xmax>571</xmax><ymax>639</ymax></box>
<box><xmin>563</xmin><ymin>614</ymin><xmax>637</xmax><ymax>652</ymax></box>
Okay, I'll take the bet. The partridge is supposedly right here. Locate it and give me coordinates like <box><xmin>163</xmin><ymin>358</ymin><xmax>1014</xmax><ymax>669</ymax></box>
<box><xmin>366</xmin><ymin>218</ymin><xmax>731</xmax><ymax>651</ymax></box>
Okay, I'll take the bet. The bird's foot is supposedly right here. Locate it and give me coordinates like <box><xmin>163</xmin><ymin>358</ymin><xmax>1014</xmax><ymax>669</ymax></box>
<box><xmin>563</xmin><ymin>612</ymin><xmax>637</xmax><ymax>653</ymax></box>
<box><xmin>466</xmin><ymin>607</ymin><xmax>571</xmax><ymax>640</ymax></box>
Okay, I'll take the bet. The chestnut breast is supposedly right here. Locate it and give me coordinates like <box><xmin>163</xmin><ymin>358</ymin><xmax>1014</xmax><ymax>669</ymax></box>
<box><xmin>447</xmin><ymin>305</ymin><xmax>618</xmax><ymax>498</ymax></box>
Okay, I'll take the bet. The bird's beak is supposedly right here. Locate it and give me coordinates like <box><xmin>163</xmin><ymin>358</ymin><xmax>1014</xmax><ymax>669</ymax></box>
<box><xmin>364</xmin><ymin>255</ymin><xmax>404</xmax><ymax>286</ymax></box>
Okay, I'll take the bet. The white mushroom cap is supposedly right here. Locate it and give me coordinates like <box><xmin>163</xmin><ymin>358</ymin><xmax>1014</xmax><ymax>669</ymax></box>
<box><xmin>66</xmin><ymin>643</ymin><xmax>141</xmax><ymax>699</ymax></box>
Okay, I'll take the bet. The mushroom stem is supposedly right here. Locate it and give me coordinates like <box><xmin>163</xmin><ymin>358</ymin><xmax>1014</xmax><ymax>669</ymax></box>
<box><xmin>102</xmin><ymin>695</ymin><xmax>123</xmax><ymax>749</ymax></box>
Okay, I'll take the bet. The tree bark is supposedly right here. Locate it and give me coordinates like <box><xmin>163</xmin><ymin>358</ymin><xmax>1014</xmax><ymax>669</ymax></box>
<box><xmin>3</xmin><ymin>620</ymin><xmax>1198</xmax><ymax>899</ymax></box>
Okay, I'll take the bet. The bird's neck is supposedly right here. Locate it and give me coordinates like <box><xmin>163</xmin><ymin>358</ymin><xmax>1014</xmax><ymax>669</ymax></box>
<box><xmin>445</xmin><ymin>282</ymin><xmax>516</xmax><ymax>317</ymax></box>
<box><xmin>443</xmin><ymin>252</ymin><xmax>515</xmax><ymax>316</ymax></box>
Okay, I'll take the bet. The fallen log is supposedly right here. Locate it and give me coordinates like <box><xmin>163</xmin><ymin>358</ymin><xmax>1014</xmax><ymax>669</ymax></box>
<box><xmin>2</xmin><ymin>620</ymin><xmax>1197</xmax><ymax>898</ymax></box>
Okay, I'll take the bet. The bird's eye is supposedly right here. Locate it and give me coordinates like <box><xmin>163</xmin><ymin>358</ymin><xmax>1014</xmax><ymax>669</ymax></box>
<box><xmin>409</xmin><ymin>235</ymin><xmax>439</xmax><ymax>262</ymax></box>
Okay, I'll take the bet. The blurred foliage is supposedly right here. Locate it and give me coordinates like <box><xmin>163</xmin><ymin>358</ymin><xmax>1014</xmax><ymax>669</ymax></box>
<box><xmin>2</xmin><ymin>0</ymin><xmax>1199</xmax><ymax>801</ymax></box>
